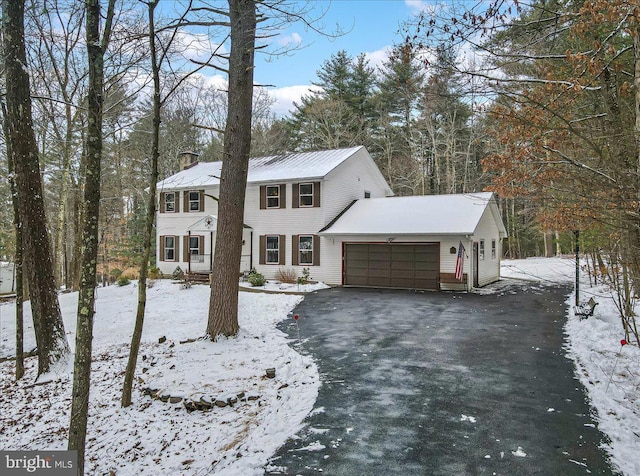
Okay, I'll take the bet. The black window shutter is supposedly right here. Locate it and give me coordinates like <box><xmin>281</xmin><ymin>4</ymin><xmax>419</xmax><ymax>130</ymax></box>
<box><xmin>159</xmin><ymin>193</ymin><xmax>165</xmax><ymax>213</ymax></box>
<box><xmin>174</xmin><ymin>192</ymin><xmax>180</xmax><ymax>213</ymax></box>
<box><xmin>160</xmin><ymin>236</ymin><xmax>165</xmax><ymax>260</ymax></box>
<box><xmin>280</xmin><ymin>184</ymin><xmax>286</xmax><ymax>209</ymax></box>
<box><xmin>260</xmin><ymin>186</ymin><xmax>266</xmax><ymax>209</ymax></box>
<box><xmin>199</xmin><ymin>190</ymin><xmax>204</xmax><ymax>212</ymax></box>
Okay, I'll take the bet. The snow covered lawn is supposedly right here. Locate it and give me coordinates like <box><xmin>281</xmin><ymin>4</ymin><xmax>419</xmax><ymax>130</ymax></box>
<box><xmin>1</xmin><ymin>259</ymin><xmax>638</xmax><ymax>475</ymax></box>
<box><xmin>0</xmin><ymin>280</ymin><xmax>319</xmax><ymax>475</ymax></box>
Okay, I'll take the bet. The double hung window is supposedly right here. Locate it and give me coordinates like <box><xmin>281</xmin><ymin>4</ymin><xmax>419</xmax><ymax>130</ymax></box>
<box><xmin>266</xmin><ymin>235</ymin><xmax>280</xmax><ymax>264</ymax></box>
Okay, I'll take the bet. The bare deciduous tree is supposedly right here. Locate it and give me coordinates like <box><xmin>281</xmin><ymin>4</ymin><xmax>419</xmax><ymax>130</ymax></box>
<box><xmin>1</xmin><ymin>0</ymin><xmax>70</xmax><ymax>378</ymax></box>
<box><xmin>68</xmin><ymin>0</ymin><xmax>116</xmax><ymax>471</ymax></box>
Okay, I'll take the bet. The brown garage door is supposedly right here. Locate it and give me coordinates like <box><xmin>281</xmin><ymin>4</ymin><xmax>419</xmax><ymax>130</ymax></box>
<box><xmin>343</xmin><ymin>243</ymin><xmax>440</xmax><ymax>290</ymax></box>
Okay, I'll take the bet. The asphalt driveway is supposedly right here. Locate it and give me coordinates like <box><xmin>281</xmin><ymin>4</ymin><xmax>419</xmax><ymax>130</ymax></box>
<box><xmin>266</xmin><ymin>281</ymin><xmax>616</xmax><ymax>475</ymax></box>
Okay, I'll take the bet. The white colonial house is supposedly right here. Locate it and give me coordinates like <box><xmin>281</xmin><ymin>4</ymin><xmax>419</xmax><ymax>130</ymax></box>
<box><xmin>155</xmin><ymin>146</ymin><xmax>507</xmax><ymax>291</ymax></box>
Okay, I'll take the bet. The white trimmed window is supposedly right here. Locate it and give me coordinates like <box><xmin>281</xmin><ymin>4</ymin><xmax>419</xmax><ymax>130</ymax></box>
<box><xmin>480</xmin><ymin>239</ymin><xmax>485</xmax><ymax>260</ymax></box>
<box><xmin>266</xmin><ymin>185</ymin><xmax>280</xmax><ymax>208</ymax></box>
<box><xmin>298</xmin><ymin>235</ymin><xmax>313</xmax><ymax>264</ymax></box>
<box><xmin>188</xmin><ymin>191</ymin><xmax>200</xmax><ymax>211</ymax></box>
<box><xmin>299</xmin><ymin>183</ymin><xmax>314</xmax><ymax>207</ymax></box>
<box><xmin>164</xmin><ymin>236</ymin><xmax>176</xmax><ymax>261</ymax></box>
<box><xmin>491</xmin><ymin>239</ymin><xmax>496</xmax><ymax>259</ymax></box>
<box><xmin>164</xmin><ymin>192</ymin><xmax>176</xmax><ymax>212</ymax></box>
<box><xmin>266</xmin><ymin>235</ymin><xmax>280</xmax><ymax>264</ymax></box>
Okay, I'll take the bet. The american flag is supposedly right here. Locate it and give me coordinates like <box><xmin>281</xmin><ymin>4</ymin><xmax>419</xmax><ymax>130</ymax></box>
<box><xmin>455</xmin><ymin>241</ymin><xmax>465</xmax><ymax>281</ymax></box>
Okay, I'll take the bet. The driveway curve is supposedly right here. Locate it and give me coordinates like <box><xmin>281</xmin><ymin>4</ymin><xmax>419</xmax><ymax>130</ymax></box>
<box><xmin>266</xmin><ymin>281</ymin><xmax>616</xmax><ymax>475</ymax></box>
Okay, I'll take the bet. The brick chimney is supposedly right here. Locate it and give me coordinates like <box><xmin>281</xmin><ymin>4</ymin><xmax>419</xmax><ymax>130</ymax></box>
<box><xmin>179</xmin><ymin>151</ymin><xmax>199</xmax><ymax>171</ymax></box>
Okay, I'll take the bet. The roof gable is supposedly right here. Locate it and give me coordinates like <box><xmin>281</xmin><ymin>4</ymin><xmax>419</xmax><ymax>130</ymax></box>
<box><xmin>320</xmin><ymin>192</ymin><xmax>505</xmax><ymax>236</ymax></box>
<box><xmin>157</xmin><ymin>146</ymin><xmax>367</xmax><ymax>190</ymax></box>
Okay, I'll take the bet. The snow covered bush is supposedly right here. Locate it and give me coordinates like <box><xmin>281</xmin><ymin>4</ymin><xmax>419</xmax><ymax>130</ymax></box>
<box><xmin>248</xmin><ymin>271</ymin><xmax>266</xmax><ymax>287</ymax></box>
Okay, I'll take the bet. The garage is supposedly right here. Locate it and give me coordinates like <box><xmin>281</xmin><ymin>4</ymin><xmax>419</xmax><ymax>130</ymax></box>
<box><xmin>321</xmin><ymin>193</ymin><xmax>507</xmax><ymax>290</ymax></box>
<box><xmin>343</xmin><ymin>243</ymin><xmax>440</xmax><ymax>290</ymax></box>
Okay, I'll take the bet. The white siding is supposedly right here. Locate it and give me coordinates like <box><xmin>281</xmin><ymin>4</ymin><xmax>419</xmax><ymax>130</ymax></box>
<box><xmin>244</xmin><ymin>150</ymin><xmax>389</xmax><ymax>282</ymax></box>
<box><xmin>315</xmin><ymin>235</ymin><xmax>344</xmax><ymax>285</ymax></box>
<box><xmin>471</xmin><ymin>205</ymin><xmax>502</xmax><ymax>287</ymax></box>
<box><xmin>322</xmin><ymin>147</ymin><xmax>390</xmax><ymax>221</ymax></box>
<box><xmin>439</xmin><ymin>238</ymin><xmax>473</xmax><ymax>292</ymax></box>
<box><xmin>244</xmin><ymin>183</ymin><xmax>325</xmax><ymax>280</ymax></box>
<box><xmin>156</xmin><ymin>187</ymin><xmax>219</xmax><ymax>275</ymax></box>
<box><xmin>0</xmin><ymin>263</ymin><xmax>15</xmax><ymax>294</ymax></box>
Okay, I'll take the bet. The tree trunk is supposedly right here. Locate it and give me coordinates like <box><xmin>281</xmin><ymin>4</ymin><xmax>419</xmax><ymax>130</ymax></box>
<box><xmin>54</xmin><ymin>153</ymin><xmax>72</xmax><ymax>287</ymax></box>
<box><xmin>631</xmin><ymin>24</ymin><xmax>640</xmax><ymax>293</ymax></box>
<box><xmin>2</xmin><ymin>100</ymin><xmax>24</xmax><ymax>380</ymax></box>
<box><xmin>554</xmin><ymin>230</ymin><xmax>562</xmax><ymax>256</ymax></box>
<box><xmin>207</xmin><ymin>0</ymin><xmax>256</xmax><ymax>339</ymax></box>
<box><xmin>14</xmin><ymin>231</ymin><xmax>24</xmax><ymax>380</ymax></box>
<box><xmin>122</xmin><ymin>0</ymin><xmax>161</xmax><ymax>408</ymax></box>
<box><xmin>1</xmin><ymin>0</ymin><xmax>70</xmax><ymax>377</ymax></box>
<box><xmin>71</xmin><ymin>178</ymin><xmax>83</xmax><ymax>290</ymax></box>
<box><xmin>68</xmin><ymin>0</ymin><xmax>114</xmax><ymax>472</ymax></box>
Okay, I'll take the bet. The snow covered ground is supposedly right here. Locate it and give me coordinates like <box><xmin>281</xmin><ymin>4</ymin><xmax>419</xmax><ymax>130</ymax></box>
<box><xmin>0</xmin><ymin>258</ymin><xmax>638</xmax><ymax>475</ymax></box>
<box><xmin>0</xmin><ymin>281</ymin><xmax>320</xmax><ymax>475</ymax></box>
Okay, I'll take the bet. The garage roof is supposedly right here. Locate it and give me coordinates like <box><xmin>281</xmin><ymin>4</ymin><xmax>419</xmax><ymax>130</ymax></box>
<box><xmin>157</xmin><ymin>146</ymin><xmax>366</xmax><ymax>190</ymax></box>
<box><xmin>320</xmin><ymin>192</ymin><xmax>506</xmax><ymax>236</ymax></box>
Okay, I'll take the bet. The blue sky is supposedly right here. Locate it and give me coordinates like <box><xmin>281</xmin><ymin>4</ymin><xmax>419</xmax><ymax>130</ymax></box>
<box><xmin>253</xmin><ymin>0</ymin><xmax>425</xmax><ymax>115</ymax></box>
<box><xmin>159</xmin><ymin>1</ymin><xmax>426</xmax><ymax>116</ymax></box>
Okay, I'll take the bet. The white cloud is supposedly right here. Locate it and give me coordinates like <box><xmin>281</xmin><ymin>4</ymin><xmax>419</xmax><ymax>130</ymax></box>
<box><xmin>276</xmin><ymin>32</ymin><xmax>303</xmax><ymax>48</ymax></box>
<box><xmin>203</xmin><ymin>74</ymin><xmax>227</xmax><ymax>90</ymax></box>
<box><xmin>268</xmin><ymin>85</ymin><xmax>323</xmax><ymax>116</ymax></box>
<box><xmin>174</xmin><ymin>30</ymin><xmax>227</xmax><ymax>64</ymax></box>
<box><xmin>364</xmin><ymin>46</ymin><xmax>392</xmax><ymax>70</ymax></box>
<box><xmin>404</xmin><ymin>0</ymin><xmax>439</xmax><ymax>16</ymax></box>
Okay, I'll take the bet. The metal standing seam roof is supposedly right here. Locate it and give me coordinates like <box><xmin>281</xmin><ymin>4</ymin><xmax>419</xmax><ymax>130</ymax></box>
<box><xmin>319</xmin><ymin>192</ymin><xmax>502</xmax><ymax>236</ymax></box>
<box><xmin>156</xmin><ymin>146</ymin><xmax>365</xmax><ymax>190</ymax></box>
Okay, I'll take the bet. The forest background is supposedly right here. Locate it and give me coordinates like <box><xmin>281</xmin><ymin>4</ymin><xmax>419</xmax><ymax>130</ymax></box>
<box><xmin>1</xmin><ymin>0</ymin><xmax>639</xmax><ymax>336</ymax></box>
